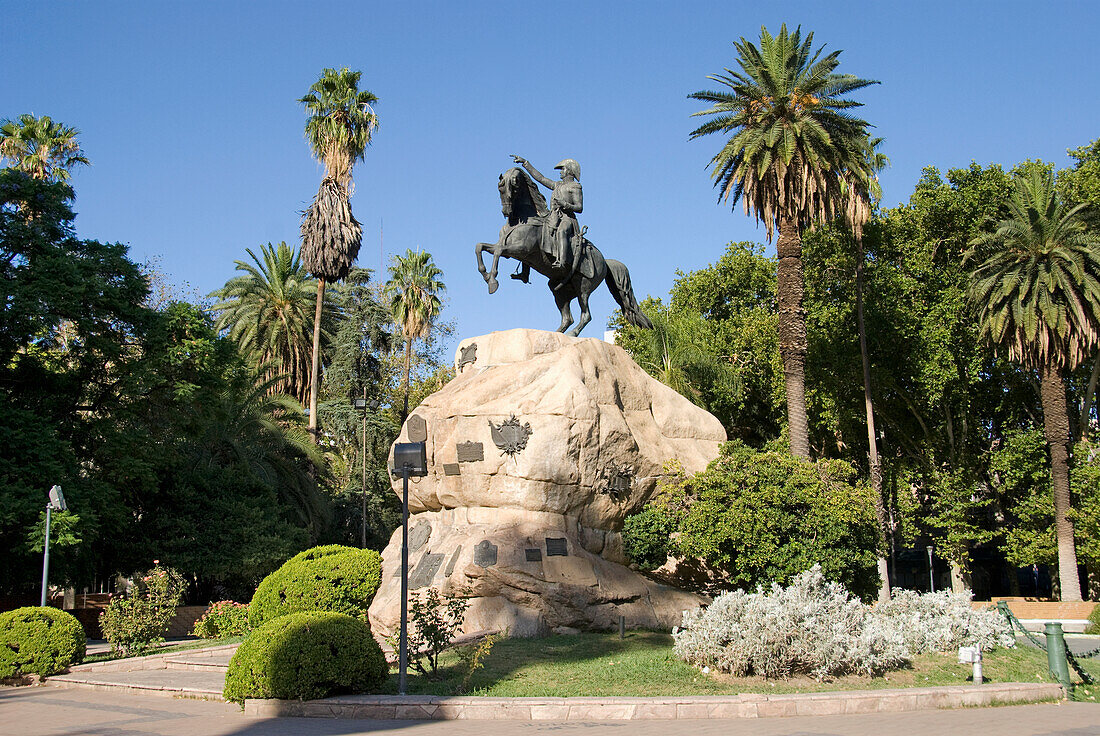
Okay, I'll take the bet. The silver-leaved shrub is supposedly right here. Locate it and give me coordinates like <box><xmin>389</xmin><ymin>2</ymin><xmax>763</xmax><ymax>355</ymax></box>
<box><xmin>673</xmin><ymin>566</ymin><xmax>907</xmax><ymax>679</ymax></box>
<box><xmin>873</xmin><ymin>588</ymin><xmax>1014</xmax><ymax>652</ymax></box>
<box><xmin>673</xmin><ymin>566</ymin><xmax>1013</xmax><ymax>679</ymax></box>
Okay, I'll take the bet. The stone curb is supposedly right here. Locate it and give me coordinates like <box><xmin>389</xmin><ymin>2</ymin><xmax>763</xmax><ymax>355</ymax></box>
<box><xmin>67</xmin><ymin>643</ymin><xmax>240</xmax><ymax>673</ymax></box>
<box><xmin>47</xmin><ymin>676</ymin><xmax>223</xmax><ymax>701</ymax></box>
<box><xmin>242</xmin><ymin>683</ymin><xmax>1064</xmax><ymax>720</ymax></box>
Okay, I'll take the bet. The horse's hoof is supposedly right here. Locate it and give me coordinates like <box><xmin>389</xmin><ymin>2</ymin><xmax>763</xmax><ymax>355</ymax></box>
<box><xmin>487</xmin><ymin>278</ymin><xmax>498</xmax><ymax>294</ymax></box>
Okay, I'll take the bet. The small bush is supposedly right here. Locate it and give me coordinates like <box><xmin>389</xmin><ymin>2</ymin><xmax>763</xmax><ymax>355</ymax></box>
<box><xmin>223</xmin><ymin>611</ymin><xmax>388</xmax><ymax>704</ymax></box>
<box><xmin>248</xmin><ymin>545</ymin><xmax>382</xmax><ymax>629</ymax></box>
<box><xmin>407</xmin><ymin>587</ymin><xmax>469</xmax><ymax>678</ymax></box>
<box><xmin>874</xmin><ymin>589</ymin><xmax>1014</xmax><ymax>652</ymax></box>
<box><xmin>191</xmin><ymin>601</ymin><xmax>251</xmax><ymax>639</ymax></box>
<box><xmin>1087</xmin><ymin>604</ymin><xmax>1100</xmax><ymax>635</ymax></box>
<box><xmin>622</xmin><ymin>505</ymin><xmax>673</xmax><ymax>571</ymax></box>
<box><xmin>100</xmin><ymin>565</ymin><xmax>187</xmax><ymax>657</ymax></box>
<box><xmin>0</xmin><ymin>606</ymin><xmax>86</xmax><ymax>678</ymax></box>
<box><xmin>673</xmin><ymin>566</ymin><xmax>907</xmax><ymax>679</ymax></box>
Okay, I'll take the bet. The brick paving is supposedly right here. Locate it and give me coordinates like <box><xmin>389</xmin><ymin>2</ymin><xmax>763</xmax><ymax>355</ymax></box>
<box><xmin>3</xmin><ymin>685</ymin><xmax>1100</xmax><ymax>736</ymax></box>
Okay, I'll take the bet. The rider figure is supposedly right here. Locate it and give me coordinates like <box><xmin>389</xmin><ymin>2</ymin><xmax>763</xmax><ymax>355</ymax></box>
<box><xmin>510</xmin><ymin>155</ymin><xmax>583</xmax><ymax>288</ymax></box>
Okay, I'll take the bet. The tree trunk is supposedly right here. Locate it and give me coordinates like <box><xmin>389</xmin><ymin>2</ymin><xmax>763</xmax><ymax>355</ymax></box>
<box><xmin>308</xmin><ymin>277</ymin><xmax>326</xmax><ymax>444</ymax></box>
<box><xmin>855</xmin><ymin>235</ymin><xmax>890</xmax><ymax>602</ymax></box>
<box><xmin>776</xmin><ymin>218</ymin><xmax>810</xmax><ymax>459</ymax></box>
<box><xmin>402</xmin><ymin>336</ymin><xmax>413</xmax><ymax>423</ymax></box>
<box><xmin>1039</xmin><ymin>362</ymin><xmax>1083</xmax><ymax>601</ymax></box>
<box><xmin>950</xmin><ymin>562</ymin><xmax>971</xmax><ymax>594</ymax></box>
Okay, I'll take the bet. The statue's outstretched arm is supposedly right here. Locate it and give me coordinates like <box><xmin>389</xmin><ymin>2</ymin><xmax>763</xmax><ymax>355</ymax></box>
<box><xmin>511</xmin><ymin>156</ymin><xmax>555</xmax><ymax>190</ymax></box>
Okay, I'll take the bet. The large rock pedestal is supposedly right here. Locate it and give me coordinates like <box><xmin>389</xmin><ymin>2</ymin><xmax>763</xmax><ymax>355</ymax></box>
<box><xmin>368</xmin><ymin>329</ymin><xmax>725</xmax><ymax>637</ymax></box>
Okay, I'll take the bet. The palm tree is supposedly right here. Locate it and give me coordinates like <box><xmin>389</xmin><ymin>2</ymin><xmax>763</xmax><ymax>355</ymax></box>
<box><xmin>0</xmin><ymin>114</ymin><xmax>89</xmax><ymax>181</ymax></box>
<box><xmin>209</xmin><ymin>242</ymin><xmax>329</xmax><ymax>404</ymax></box>
<box><xmin>633</xmin><ymin>303</ymin><xmax>733</xmax><ymax>408</ymax></box>
<box><xmin>384</xmin><ymin>249</ymin><xmax>445</xmax><ymax>421</ymax></box>
<box><xmin>840</xmin><ymin>138</ymin><xmax>892</xmax><ymax>600</ymax></box>
<box><xmin>689</xmin><ymin>25</ymin><xmax>877</xmax><ymax>458</ymax></box>
<box><xmin>299</xmin><ymin>68</ymin><xmax>379</xmax><ymax>442</ymax></box>
<box><xmin>966</xmin><ymin>167</ymin><xmax>1100</xmax><ymax>601</ymax></box>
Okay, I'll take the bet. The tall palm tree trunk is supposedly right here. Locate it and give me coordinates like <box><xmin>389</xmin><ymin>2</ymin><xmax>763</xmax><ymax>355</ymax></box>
<box><xmin>776</xmin><ymin>219</ymin><xmax>811</xmax><ymax>458</ymax></box>
<box><xmin>1039</xmin><ymin>363</ymin><xmax>1083</xmax><ymax>601</ymax></box>
<box><xmin>308</xmin><ymin>277</ymin><xmax>326</xmax><ymax>444</ymax></box>
<box><xmin>855</xmin><ymin>237</ymin><xmax>891</xmax><ymax>601</ymax></box>
<box><xmin>402</xmin><ymin>337</ymin><xmax>413</xmax><ymax>423</ymax></box>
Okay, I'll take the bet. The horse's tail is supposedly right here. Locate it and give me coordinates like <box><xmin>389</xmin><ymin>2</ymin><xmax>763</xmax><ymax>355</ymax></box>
<box><xmin>604</xmin><ymin>259</ymin><xmax>654</xmax><ymax>330</ymax></box>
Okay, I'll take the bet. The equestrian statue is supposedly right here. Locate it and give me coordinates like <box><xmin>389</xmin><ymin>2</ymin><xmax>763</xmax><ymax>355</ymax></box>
<box><xmin>475</xmin><ymin>155</ymin><xmax>653</xmax><ymax>337</ymax></box>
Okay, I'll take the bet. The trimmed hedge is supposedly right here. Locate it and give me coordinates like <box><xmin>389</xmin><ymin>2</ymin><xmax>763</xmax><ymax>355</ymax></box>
<box><xmin>0</xmin><ymin>606</ymin><xmax>86</xmax><ymax>678</ymax></box>
<box><xmin>223</xmin><ymin>611</ymin><xmax>388</xmax><ymax>703</ymax></box>
<box><xmin>249</xmin><ymin>545</ymin><xmax>382</xmax><ymax>628</ymax></box>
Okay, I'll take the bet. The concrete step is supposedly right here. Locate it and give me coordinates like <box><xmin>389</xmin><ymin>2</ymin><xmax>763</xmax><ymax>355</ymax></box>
<box><xmin>48</xmin><ymin>668</ymin><xmax>226</xmax><ymax>701</ymax></box>
<box><xmin>163</xmin><ymin>651</ymin><xmax>234</xmax><ymax>672</ymax></box>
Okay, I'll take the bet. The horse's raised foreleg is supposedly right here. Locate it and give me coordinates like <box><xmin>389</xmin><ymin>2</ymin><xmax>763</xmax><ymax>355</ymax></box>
<box><xmin>554</xmin><ymin>289</ymin><xmax>574</xmax><ymax>333</ymax></box>
<box><xmin>475</xmin><ymin>242</ymin><xmax>501</xmax><ymax>294</ymax></box>
<box><xmin>568</xmin><ymin>285</ymin><xmax>591</xmax><ymax>337</ymax></box>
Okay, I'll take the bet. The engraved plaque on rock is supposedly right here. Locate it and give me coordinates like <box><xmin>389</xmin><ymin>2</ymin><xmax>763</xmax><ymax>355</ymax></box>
<box><xmin>473</xmin><ymin>540</ymin><xmax>498</xmax><ymax>567</ymax></box>
<box><xmin>407</xmin><ymin>415</ymin><xmax>427</xmax><ymax>443</ymax></box>
<box><xmin>444</xmin><ymin>545</ymin><xmax>462</xmax><ymax>577</ymax></box>
<box><xmin>458</xmin><ymin>343</ymin><xmax>478</xmax><ymax>371</ymax></box>
<box><xmin>489</xmin><ymin>415</ymin><xmax>532</xmax><ymax>457</ymax></box>
<box><xmin>409</xmin><ymin>521</ymin><xmax>432</xmax><ymax>552</ymax></box>
<box><xmin>525</xmin><ymin>548</ymin><xmax>543</xmax><ymax>562</ymax></box>
<box><xmin>409</xmin><ymin>553</ymin><xmax>445</xmax><ymax>590</ymax></box>
<box><xmin>456</xmin><ymin>442</ymin><xmax>484</xmax><ymax>463</ymax></box>
<box><xmin>443</xmin><ymin>463</ymin><xmax>461</xmax><ymax>476</ymax></box>
<box><xmin>545</xmin><ymin>538</ymin><xmax>568</xmax><ymax>557</ymax></box>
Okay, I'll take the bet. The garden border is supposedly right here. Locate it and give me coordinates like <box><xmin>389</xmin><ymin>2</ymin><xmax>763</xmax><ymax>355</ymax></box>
<box><xmin>243</xmin><ymin>683</ymin><xmax>1064</xmax><ymax>720</ymax></box>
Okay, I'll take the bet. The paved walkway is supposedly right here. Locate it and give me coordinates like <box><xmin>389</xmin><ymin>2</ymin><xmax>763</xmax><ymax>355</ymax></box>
<box><xmin>3</xmin><ymin>685</ymin><xmax>1099</xmax><ymax>736</ymax></box>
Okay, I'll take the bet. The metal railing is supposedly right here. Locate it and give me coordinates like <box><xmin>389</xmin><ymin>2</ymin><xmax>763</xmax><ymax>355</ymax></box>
<box><xmin>995</xmin><ymin>600</ymin><xmax>1096</xmax><ymax>697</ymax></box>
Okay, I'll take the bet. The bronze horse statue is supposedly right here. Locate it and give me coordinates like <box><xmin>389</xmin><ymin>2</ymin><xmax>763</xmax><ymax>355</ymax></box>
<box><xmin>475</xmin><ymin>167</ymin><xmax>653</xmax><ymax>336</ymax></box>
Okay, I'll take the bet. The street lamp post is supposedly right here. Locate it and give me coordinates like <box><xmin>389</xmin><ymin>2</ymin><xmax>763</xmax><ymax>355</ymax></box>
<box><xmin>391</xmin><ymin>442</ymin><xmax>427</xmax><ymax>695</ymax></box>
<box><xmin>40</xmin><ymin>485</ymin><xmax>67</xmax><ymax>607</ymax></box>
<box><xmin>352</xmin><ymin>393</ymin><xmax>380</xmax><ymax>548</ymax></box>
<box><xmin>926</xmin><ymin>545</ymin><xmax>935</xmax><ymax>593</ymax></box>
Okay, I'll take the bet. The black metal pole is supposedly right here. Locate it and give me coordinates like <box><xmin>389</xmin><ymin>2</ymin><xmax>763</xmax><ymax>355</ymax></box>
<box><xmin>399</xmin><ymin>466</ymin><xmax>410</xmax><ymax>695</ymax></box>
<box><xmin>361</xmin><ymin>387</ymin><xmax>368</xmax><ymax>549</ymax></box>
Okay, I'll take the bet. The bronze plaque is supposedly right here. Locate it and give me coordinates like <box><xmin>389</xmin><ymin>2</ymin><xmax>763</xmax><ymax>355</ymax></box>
<box><xmin>525</xmin><ymin>548</ymin><xmax>542</xmax><ymax>562</ymax></box>
<box><xmin>443</xmin><ymin>463</ymin><xmax>461</xmax><ymax>476</ymax></box>
<box><xmin>407</xmin><ymin>415</ymin><xmax>427</xmax><ymax>442</ymax></box>
<box><xmin>444</xmin><ymin>545</ymin><xmax>462</xmax><ymax>577</ymax></box>
<box><xmin>473</xmin><ymin>540</ymin><xmax>498</xmax><ymax>567</ymax></box>
<box><xmin>545</xmin><ymin>538</ymin><xmax>568</xmax><ymax>557</ymax></box>
<box><xmin>456</xmin><ymin>442</ymin><xmax>484</xmax><ymax>463</ymax></box>
<box><xmin>409</xmin><ymin>553</ymin><xmax>445</xmax><ymax>590</ymax></box>
<box><xmin>458</xmin><ymin>343</ymin><xmax>478</xmax><ymax>371</ymax></box>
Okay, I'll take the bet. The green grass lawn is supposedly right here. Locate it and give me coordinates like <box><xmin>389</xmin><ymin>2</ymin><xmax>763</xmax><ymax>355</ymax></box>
<box><xmin>82</xmin><ymin>636</ymin><xmax>244</xmax><ymax>665</ymax></box>
<box><xmin>381</xmin><ymin>631</ymin><xmax>1100</xmax><ymax>699</ymax></box>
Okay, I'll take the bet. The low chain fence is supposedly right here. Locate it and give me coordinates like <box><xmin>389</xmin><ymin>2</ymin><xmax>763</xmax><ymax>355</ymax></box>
<box><xmin>995</xmin><ymin>600</ymin><xmax>1096</xmax><ymax>691</ymax></box>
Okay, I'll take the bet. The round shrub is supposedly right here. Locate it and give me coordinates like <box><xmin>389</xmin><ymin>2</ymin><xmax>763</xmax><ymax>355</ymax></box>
<box><xmin>1086</xmin><ymin>604</ymin><xmax>1100</xmax><ymax>635</ymax></box>
<box><xmin>223</xmin><ymin>611</ymin><xmax>388</xmax><ymax>703</ymax></box>
<box><xmin>622</xmin><ymin>505</ymin><xmax>673</xmax><ymax>571</ymax></box>
<box><xmin>0</xmin><ymin>606</ymin><xmax>86</xmax><ymax>678</ymax></box>
<box><xmin>249</xmin><ymin>545</ymin><xmax>382</xmax><ymax>628</ymax></box>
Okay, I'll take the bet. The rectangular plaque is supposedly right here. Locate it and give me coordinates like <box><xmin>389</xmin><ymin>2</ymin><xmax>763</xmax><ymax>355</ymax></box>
<box><xmin>545</xmin><ymin>538</ymin><xmax>568</xmax><ymax>557</ymax></box>
<box><xmin>443</xmin><ymin>463</ymin><xmax>461</xmax><ymax>476</ymax></box>
<box><xmin>409</xmin><ymin>552</ymin><xmax>445</xmax><ymax>590</ymax></box>
<box><xmin>407</xmin><ymin>414</ymin><xmax>428</xmax><ymax>442</ymax></box>
<box><xmin>525</xmin><ymin>548</ymin><xmax>543</xmax><ymax>562</ymax></box>
<box><xmin>456</xmin><ymin>441</ymin><xmax>484</xmax><ymax>463</ymax></box>
<box><xmin>444</xmin><ymin>545</ymin><xmax>462</xmax><ymax>577</ymax></box>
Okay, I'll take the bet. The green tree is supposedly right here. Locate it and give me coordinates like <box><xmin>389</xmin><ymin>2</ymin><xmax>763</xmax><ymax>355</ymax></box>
<box><xmin>626</xmin><ymin>441</ymin><xmax>880</xmax><ymax>599</ymax></box>
<box><xmin>965</xmin><ymin>166</ymin><xmax>1100</xmax><ymax>600</ymax></box>
<box><xmin>299</xmin><ymin>68</ymin><xmax>378</xmax><ymax>442</ymax></box>
<box><xmin>0</xmin><ymin>114</ymin><xmax>88</xmax><ymax>182</ymax></box>
<box><xmin>209</xmin><ymin>242</ymin><xmax>328</xmax><ymax>404</ymax></box>
<box><xmin>689</xmin><ymin>24</ymin><xmax>877</xmax><ymax>458</ymax></box>
<box><xmin>384</xmin><ymin>249</ymin><xmax>445</xmax><ymax>420</ymax></box>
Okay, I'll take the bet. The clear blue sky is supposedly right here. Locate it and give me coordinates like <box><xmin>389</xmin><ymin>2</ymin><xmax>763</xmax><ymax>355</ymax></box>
<box><xmin>3</xmin><ymin>1</ymin><xmax>1098</xmax><ymax>348</ymax></box>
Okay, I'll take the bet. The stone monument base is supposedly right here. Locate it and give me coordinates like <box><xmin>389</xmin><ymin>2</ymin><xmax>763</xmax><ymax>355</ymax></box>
<box><xmin>367</xmin><ymin>329</ymin><xmax>724</xmax><ymax>638</ymax></box>
<box><xmin>369</xmin><ymin>507</ymin><xmax>703</xmax><ymax>637</ymax></box>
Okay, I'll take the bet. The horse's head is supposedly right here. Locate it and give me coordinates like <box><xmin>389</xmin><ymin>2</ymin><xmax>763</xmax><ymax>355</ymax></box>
<box><xmin>498</xmin><ymin>167</ymin><xmax>546</xmax><ymax>224</ymax></box>
<box><xmin>498</xmin><ymin>167</ymin><xmax>524</xmax><ymax>218</ymax></box>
